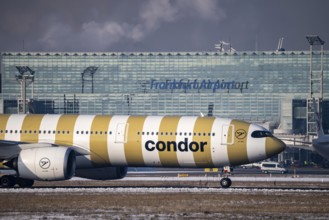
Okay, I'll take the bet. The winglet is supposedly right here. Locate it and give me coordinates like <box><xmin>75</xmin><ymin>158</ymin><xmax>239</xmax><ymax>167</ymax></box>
<box><xmin>312</xmin><ymin>98</ymin><xmax>324</xmax><ymax>137</ymax></box>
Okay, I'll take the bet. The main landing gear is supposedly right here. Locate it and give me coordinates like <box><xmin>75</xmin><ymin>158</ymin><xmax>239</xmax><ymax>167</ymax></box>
<box><xmin>0</xmin><ymin>175</ymin><xmax>34</xmax><ymax>188</ymax></box>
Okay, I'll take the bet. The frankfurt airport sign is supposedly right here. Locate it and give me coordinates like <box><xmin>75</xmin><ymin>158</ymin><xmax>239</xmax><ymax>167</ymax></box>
<box><xmin>150</xmin><ymin>79</ymin><xmax>249</xmax><ymax>93</ymax></box>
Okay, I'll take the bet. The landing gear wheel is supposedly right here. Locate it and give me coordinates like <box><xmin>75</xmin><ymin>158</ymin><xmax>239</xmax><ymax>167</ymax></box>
<box><xmin>0</xmin><ymin>175</ymin><xmax>16</xmax><ymax>188</ymax></box>
<box><xmin>220</xmin><ymin>178</ymin><xmax>232</xmax><ymax>188</ymax></box>
<box><xmin>16</xmin><ymin>178</ymin><xmax>34</xmax><ymax>188</ymax></box>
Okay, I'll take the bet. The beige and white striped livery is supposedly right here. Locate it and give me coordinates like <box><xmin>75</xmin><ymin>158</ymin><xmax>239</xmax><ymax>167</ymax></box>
<box><xmin>0</xmin><ymin>114</ymin><xmax>286</xmax><ymax>169</ymax></box>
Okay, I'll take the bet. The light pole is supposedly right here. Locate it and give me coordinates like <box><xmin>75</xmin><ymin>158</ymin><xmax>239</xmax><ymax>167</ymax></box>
<box><xmin>15</xmin><ymin>66</ymin><xmax>34</xmax><ymax>114</ymax></box>
<box><xmin>81</xmin><ymin>66</ymin><xmax>98</xmax><ymax>94</ymax></box>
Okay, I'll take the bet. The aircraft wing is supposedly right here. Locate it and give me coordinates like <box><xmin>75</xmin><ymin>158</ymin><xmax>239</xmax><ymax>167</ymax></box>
<box><xmin>0</xmin><ymin>141</ymin><xmax>54</xmax><ymax>160</ymax></box>
<box><xmin>280</xmin><ymin>138</ymin><xmax>312</xmax><ymax>145</ymax></box>
<box><xmin>0</xmin><ymin>140</ymin><xmax>90</xmax><ymax>161</ymax></box>
<box><xmin>285</xmin><ymin>144</ymin><xmax>315</xmax><ymax>151</ymax></box>
<box><xmin>0</xmin><ymin>139</ymin><xmax>32</xmax><ymax>147</ymax></box>
<box><xmin>280</xmin><ymin>138</ymin><xmax>315</xmax><ymax>151</ymax></box>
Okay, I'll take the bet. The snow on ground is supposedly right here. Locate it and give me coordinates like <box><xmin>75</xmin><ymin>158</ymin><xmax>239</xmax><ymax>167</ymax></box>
<box><xmin>119</xmin><ymin>176</ymin><xmax>329</xmax><ymax>182</ymax></box>
<box><xmin>70</xmin><ymin>175</ymin><xmax>329</xmax><ymax>182</ymax></box>
<box><xmin>1</xmin><ymin>187</ymin><xmax>328</xmax><ymax>194</ymax></box>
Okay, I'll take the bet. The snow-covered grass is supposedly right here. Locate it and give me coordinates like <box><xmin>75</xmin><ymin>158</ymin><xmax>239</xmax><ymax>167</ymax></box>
<box><xmin>1</xmin><ymin>186</ymin><xmax>329</xmax><ymax>219</ymax></box>
<box><xmin>120</xmin><ymin>176</ymin><xmax>329</xmax><ymax>182</ymax></box>
<box><xmin>1</xmin><ymin>186</ymin><xmax>328</xmax><ymax>194</ymax></box>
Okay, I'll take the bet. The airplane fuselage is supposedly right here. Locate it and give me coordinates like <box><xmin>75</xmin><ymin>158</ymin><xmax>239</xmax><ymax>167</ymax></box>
<box><xmin>0</xmin><ymin>114</ymin><xmax>285</xmax><ymax>169</ymax></box>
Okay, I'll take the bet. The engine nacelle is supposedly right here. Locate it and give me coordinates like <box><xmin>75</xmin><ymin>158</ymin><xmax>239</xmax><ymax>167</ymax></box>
<box><xmin>75</xmin><ymin>166</ymin><xmax>128</xmax><ymax>180</ymax></box>
<box><xmin>17</xmin><ymin>147</ymin><xmax>76</xmax><ymax>181</ymax></box>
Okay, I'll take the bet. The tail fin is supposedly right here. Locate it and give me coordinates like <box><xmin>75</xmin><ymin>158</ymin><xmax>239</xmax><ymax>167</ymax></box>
<box><xmin>312</xmin><ymin>98</ymin><xmax>324</xmax><ymax>137</ymax></box>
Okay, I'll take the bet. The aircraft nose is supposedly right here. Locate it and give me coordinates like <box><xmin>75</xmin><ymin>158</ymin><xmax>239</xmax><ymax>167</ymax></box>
<box><xmin>265</xmin><ymin>137</ymin><xmax>286</xmax><ymax>158</ymax></box>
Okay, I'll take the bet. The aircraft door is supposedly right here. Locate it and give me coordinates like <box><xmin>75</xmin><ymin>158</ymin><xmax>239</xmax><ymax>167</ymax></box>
<box><xmin>221</xmin><ymin>125</ymin><xmax>234</xmax><ymax>145</ymax></box>
<box><xmin>115</xmin><ymin>123</ymin><xmax>129</xmax><ymax>143</ymax></box>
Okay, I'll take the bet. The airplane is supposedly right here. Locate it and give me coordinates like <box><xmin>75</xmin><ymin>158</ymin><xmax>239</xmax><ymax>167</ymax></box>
<box><xmin>311</xmin><ymin>99</ymin><xmax>329</xmax><ymax>159</ymax></box>
<box><xmin>0</xmin><ymin>114</ymin><xmax>286</xmax><ymax>188</ymax></box>
<box><xmin>280</xmin><ymin>98</ymin><xmax>329</xmax><ymax>160</ymax></box>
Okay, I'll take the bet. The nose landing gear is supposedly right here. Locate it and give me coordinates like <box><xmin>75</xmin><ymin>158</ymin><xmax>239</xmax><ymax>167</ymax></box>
<box><xmin>220</xmin><ymin>166</ymin><xmax>232</xmax><ymax>188</ymax></box>
<box><xmin>220</xmin><ymin>177</ymin><xmax>232</xmax><ymax>188</ymax></box>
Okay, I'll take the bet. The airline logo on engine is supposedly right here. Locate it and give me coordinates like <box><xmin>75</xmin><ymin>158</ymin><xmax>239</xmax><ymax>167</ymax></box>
<box><xmin>145</xmin><ymin>138</ymin><xmax>207</xmax><ymax>152</ymax></box>
<box><xmin>39</xmin><ymin>157</ymin><xmax>51</xmax><ymax>169</ymax></box>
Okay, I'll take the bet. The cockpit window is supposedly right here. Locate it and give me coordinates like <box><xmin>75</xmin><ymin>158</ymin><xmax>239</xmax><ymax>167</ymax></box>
<box><xmin>251</xmin><ymin>130</ymin><xmax>273</xmax><ymax>138</ymax></box>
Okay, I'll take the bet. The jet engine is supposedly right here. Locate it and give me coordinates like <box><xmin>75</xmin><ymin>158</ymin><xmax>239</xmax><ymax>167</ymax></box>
<box><xmin>75</xmin><ymin>166</ymin><xmax>128</xmax><ymax>180</ymax></box>
<box><xmin>9</xmin><ymin>147</ymin><xmax>76</xmax><ymax>181</ymax></box>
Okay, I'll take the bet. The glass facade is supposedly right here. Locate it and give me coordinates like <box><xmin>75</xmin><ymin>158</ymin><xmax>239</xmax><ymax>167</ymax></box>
<box><xmin>0</xmin><ymin>51</ymin><xmax>328</xmax><ymax>133</ymax></box>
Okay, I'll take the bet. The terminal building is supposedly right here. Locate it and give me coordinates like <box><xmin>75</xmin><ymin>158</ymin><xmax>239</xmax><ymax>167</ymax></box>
<box><xmin>0</xmin><ymin>38</ymin><xmax>328</xmax><ymax>165</ymax></box>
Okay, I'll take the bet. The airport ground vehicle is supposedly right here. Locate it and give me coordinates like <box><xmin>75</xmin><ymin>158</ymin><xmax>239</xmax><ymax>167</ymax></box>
<box><xmin>241</xmin><ymin>162</ymin><xmax>261</xmax><ymax>169</ymax></box>
<box><xmin>260</xmin><ymin>162</ymin><xmax>287</xmax><ymax>174</ymax></box>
